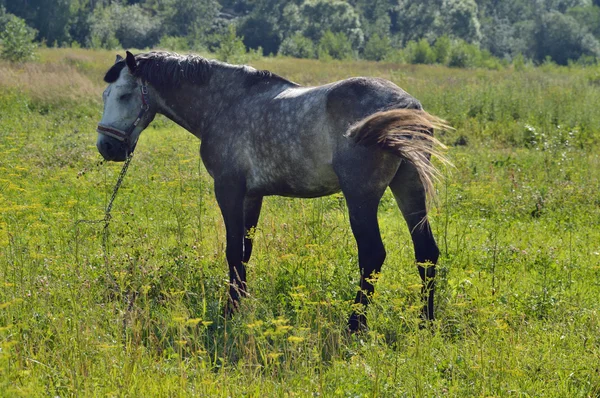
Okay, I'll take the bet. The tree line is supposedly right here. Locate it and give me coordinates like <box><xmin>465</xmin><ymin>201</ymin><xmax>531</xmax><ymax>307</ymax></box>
<box><xmin>2</xmin><ymin>0</ymin><xmax>600</xmax><ymax>66</ymax></box>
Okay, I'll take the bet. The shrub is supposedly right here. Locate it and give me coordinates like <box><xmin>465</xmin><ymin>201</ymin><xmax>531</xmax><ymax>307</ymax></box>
<box><xmin>89</xmin><ymin>30</ymin><xmax>120</xmax><ymax>50</ymax></box>
<box><xmin>317</xmin><ymin>31</ymin><xmax>353</xmax><ymax>60</ymax></box>
<box><xmin>363</xmin><ymin>34</ymin><xmax>392</xmax><ymax>61</ymax></box>
<box><xmin>574</xmin><ymin>54</ymin><xmax>597</xmax><ymax>66</ymax></box>
<box><xmin>278</xmin><ymin>33</ymin><xmax>316</xmax><ymax>59</ymax></box>
<box><xmin>404</xmin><ymin>39</ymin><xmax>436</xmax><ymax>64</ymax></box>
<box><xmin>448</xmin><ymin>40</ymin><xmax>480</xmax><ymax>68</ymax></box>
<box><xmin>512</xmin><ymin>53</ymin><xmax>526</xmax><ymax>71</ymax></box>
<box><xmin>433</xmin><ymin>35</ymin><xmax>452</xmax><ymax>64</ymax></box>
<box><xmin>0</xmin><ymin>16</ymin><xmax>37</xmax><ymax>62</ymax></box>
<box><xmin>383</xmin><ymin>49</ymin><xmax>405</xmax><ymax>63</ymax></box>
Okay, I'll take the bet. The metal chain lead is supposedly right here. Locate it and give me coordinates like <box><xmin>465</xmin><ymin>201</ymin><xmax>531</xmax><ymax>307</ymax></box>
<box><xmin>76</xmin><ymin>153</ymin><xmax>134</xmax><ymax>256</ymax></box>
<box><xmin>104</xmin><ymin>153</ymin><xmax>134</xmax><ymax>220</ymax></box>
<box><xmin>74</xmin><ymin>153</ymin><xmax>136</xmax><ymax>321</ymax></box>
<box><xmin>101</xmin><ymin>153</ymin><xmax>134</xmax><ymax>252</ymax></box>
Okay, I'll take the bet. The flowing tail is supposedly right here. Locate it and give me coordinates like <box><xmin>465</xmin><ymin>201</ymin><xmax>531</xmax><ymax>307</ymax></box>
<box><xmin>346</xmin><ymin>108</ymin><xmax>451</xmax><ymax>199</ymax></box>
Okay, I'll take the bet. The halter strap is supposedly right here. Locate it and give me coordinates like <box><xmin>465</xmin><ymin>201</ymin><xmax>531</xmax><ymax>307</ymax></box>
<box><xmin>97</xmin><ymin>84</ymin><xmax>150</xmax><ymax>144</ymax></box>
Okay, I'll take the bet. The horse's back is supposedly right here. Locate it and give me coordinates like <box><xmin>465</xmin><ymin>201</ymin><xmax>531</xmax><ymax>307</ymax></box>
<box><xmin>326</xmin><ymin>77</ymin><xmax>423</xmax><ymax>126</ymax></box>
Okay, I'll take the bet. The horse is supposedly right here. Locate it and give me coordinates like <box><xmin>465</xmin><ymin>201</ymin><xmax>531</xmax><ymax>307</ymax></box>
<box><xmin>96</xmin><ymin>51</ymin><xmax>449</xmax><ymax>332</ymax></box>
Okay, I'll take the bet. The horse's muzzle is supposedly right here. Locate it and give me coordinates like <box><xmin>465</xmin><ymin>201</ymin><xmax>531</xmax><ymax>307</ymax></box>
<box><xmin>96</xmin><ymin>134</ymin><xmax>130</xmax><ymax>162</ymax></box>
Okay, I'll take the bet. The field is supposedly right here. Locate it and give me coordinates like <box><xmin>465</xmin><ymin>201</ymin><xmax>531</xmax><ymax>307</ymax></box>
<box><xmin>1</xmin><ymin>48</ymin><xmax>600</xmax><ymax>396</ymax></box>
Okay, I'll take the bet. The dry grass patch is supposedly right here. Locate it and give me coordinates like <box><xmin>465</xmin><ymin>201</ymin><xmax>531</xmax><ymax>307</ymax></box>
<box><xmin>0</xmin><ymin>60</ymin><xmax>101</xmax><ymax>102</ymax></box>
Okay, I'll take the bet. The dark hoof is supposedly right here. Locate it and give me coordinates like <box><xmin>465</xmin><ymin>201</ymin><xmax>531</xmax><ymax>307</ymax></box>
<box><xmin>347</xmin><ymin>312</ymin><xmax>368</xmax><ymax>333</ymax></box>
<box><xmin>224</xmin><ymin>297</ymin><xmax>241</xmax><ymax>318</ymax></box>
<box><xmin>418</xmin><ymin>315</ymin><xmax>435</xmax><ymax>330</ymax></box>
<box><xmin>225</xmin><ymin>283</ymin><xmax>248</xmax><ymax>317</ymax></box>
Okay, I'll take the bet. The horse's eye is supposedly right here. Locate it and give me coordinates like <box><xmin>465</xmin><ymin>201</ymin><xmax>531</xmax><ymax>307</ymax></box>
<box><xmin>119</xmin><ymin>93</ymin><xmax>132</xmax><ymax>101</ymax></box>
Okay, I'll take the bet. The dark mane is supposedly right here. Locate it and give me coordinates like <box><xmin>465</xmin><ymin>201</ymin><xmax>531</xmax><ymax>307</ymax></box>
<box><xmin>135</xmin><ymin>51</ymin><xmax>213</xmax><ymax>88</ymax></box>
<box><xmin>104</xmin><ymin>51</ymin><xmax>296</xmax><ymax>89</ymax></box>
<box><xmin>103</xmin><ymin>51</ymin><xmax>212</xmax><ymax>87</ymax></box>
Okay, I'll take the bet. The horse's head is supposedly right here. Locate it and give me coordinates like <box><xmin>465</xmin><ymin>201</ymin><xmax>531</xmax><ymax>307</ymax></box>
<box><xmin>97</xmin><ymin>51</ymin><xmax>156</xmax><ymax>161</ymax></box>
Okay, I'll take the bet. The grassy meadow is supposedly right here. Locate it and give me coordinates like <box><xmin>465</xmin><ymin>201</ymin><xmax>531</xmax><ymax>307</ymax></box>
<box><xmin>1</xmin><ymin>48</ymin><xmax>600</xmax><ymax>396</ymax></box>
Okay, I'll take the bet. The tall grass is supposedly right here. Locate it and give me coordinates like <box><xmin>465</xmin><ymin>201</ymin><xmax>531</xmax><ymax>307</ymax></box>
<box><xmin>1</xmin><ymin>49</ymin><xmax>599</xmax><ymax>396</ymax></box>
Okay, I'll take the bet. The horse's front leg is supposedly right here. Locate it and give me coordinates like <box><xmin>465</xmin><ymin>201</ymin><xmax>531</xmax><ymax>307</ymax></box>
<box><xmin>215</xmin><ymin>179</ymin><xmax>247</xmax><ymax>314</ymax></box>
<box><xmin>243</xmin><ymin>196</ymin><xmax>263</xmax><ymax>264</ymax></box>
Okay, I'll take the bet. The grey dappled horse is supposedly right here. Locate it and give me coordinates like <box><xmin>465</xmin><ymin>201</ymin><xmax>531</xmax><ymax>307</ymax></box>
<box><xmin>97</xmin><ymin>51</ymin><xmax>448</xmax><ymax>331</ymax></box>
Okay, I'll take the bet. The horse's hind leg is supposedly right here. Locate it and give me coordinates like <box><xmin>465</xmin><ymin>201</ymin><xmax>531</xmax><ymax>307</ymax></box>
<box><xmin>337</xmin><ymin>157</ymin><xmax>393</xmax><ymax>332</ymax></box>
<box><xmin>389</xmin><ymin>161</ymin><xmax>440</xmax><ymax>321</ymax></box>
<box><xmin>345</xmin><ymin>190</ymin><xmax>387</xmax><ymax>331</ymax></box>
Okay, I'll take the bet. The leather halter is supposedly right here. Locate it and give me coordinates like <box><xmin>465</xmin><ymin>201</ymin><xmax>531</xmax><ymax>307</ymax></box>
<box><xmin>97</xmin><ymin>84</ymin><xmax>150</xmax><ymax>144</ymax></box>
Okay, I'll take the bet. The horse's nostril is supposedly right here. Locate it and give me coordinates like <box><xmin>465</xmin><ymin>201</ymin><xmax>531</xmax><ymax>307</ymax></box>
<box><xmin>97</xmin><ymin>136</ymin><xmax>127</xmax><ymax>161</ymax></box>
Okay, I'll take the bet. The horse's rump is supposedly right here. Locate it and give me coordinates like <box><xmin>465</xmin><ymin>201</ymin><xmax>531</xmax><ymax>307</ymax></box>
<box><xmin>346</xmin><ymin>108</ymin><xmax>450</xmax><ymax>198</ymax></box>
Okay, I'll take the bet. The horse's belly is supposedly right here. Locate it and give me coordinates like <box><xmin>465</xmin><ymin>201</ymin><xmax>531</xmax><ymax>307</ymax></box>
<box><xmin>247</xmin><ymin>162</ymin><xmax>340</xmax><ymax>198</ymax></box>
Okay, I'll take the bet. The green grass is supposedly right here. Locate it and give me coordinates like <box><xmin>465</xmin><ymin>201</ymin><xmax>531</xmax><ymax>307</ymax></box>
<box><xmin>1</xmin><ymin>49</ymin><xmax>600</xmax><ymax>396</ymax></box>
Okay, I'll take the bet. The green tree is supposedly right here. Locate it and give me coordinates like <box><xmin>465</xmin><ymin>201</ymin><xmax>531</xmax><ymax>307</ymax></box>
<box><xmin>0</xmin><ymin>15</ymin><xmax>37</xmax><ymax>62</ymax></box>
<box><xmin>544</xmin><ymin>0</ymin><xmax>589</xmax><ymax>13</ymax></box>
<box><xmin>88</xmin><ymin>3</ymin><xmax>161</xmax><ymax>49</ymax></box>
<box><xmin>479</xmin><ymin>15</ymin><xmax>521</xmax><ymax>58</ymax></box>
<box><xmin>532</xmin><ymin>11</ymin><xmax>600</xmax><ymax>65</ymax></box>
<box><xmin>302</xmin><ymin>0</ymin><xmax>364</xmax><ymax>51</ymax></box>
<box><xmin>235</xmin><ymin>0</ymin><xmax>306</xmax><ymax>55</ymax></box>
<box><xmin>475</xmin><ymin>0</ymin><xmax>535</xmax><ymax>24</ymax></box>
<box><xmin>0</xmin><ymin>6</ymin><xmax>11</xmax><ymax>31</ymax></box>
<box><xmin>216</xmin><ymin>24</ymin><xmax>249</xmax><ymax>63</ymax></box>
<box><xmin>352</xmin><ymin>0</ymin><xmax>391</xmax><ymax>39</ymax></box>
<box><xmin>147</xmin><ymin>0</ymin><xmax>220</xmax><ymax>45</ymax></box>
<box><xmin>441</xmin><ymin>0</ymin><xmax>481</xmax><ymax>44</ymax></box>
<box><xmin>68</xmin><ymin>0</ymin><xmax>95</xmax><ymax>47</ymax></box>
<box><xmin>279</xmin><ymin>3</ymin><xmax>307</xmax><ymax>42</ymax></box>
<box><xmin>114</xmin><ymin>4</ymin><xmax>161</xmax><ymax>49</ymax></box>
<box><xmin>5</xmin><ymin>0</ymin><xmax>75</xmax><ymax>46</ymax></box>
<box><xmin>88</xmin><ymin>5</ymin><xmax>120</xmax><ymax>49</ymax></box>
<box><xmin>238</xmin><ymin>13</ymin><xmax>281</xmax><ymax>55</ymax></box>
<box><xmin>392</xmin><ymin>0</ymin><xmax>442</xmax><ymax>44</ymax></box>
<box><xmin>568</xmin><ymin>5</ymin><xmax>600</xmax><ymax>38</ymax></box>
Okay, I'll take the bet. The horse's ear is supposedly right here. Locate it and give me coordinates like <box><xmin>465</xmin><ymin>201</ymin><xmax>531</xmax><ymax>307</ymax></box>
<box><xmin>115</xmin><ymin>54</ymin><xmax>123</xmax><ymax>64</ymax></box>
<box><xmin>125</xmin><ymin>51</ymin><xmax>137</xmax><ymax>73</ymax></box>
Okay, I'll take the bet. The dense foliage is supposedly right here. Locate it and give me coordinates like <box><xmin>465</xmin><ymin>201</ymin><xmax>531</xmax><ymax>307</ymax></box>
<box><xmin>2</xmin><ymin>0</ymin><xmax>600</xmax><ymax>65</ymax></box>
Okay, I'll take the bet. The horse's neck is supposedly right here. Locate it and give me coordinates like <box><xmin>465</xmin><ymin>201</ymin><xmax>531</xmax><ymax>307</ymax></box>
<box><xmin>155</xmin><ymin>68</ymin><xmax>255</xmax><ymax>140</ymax></box>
